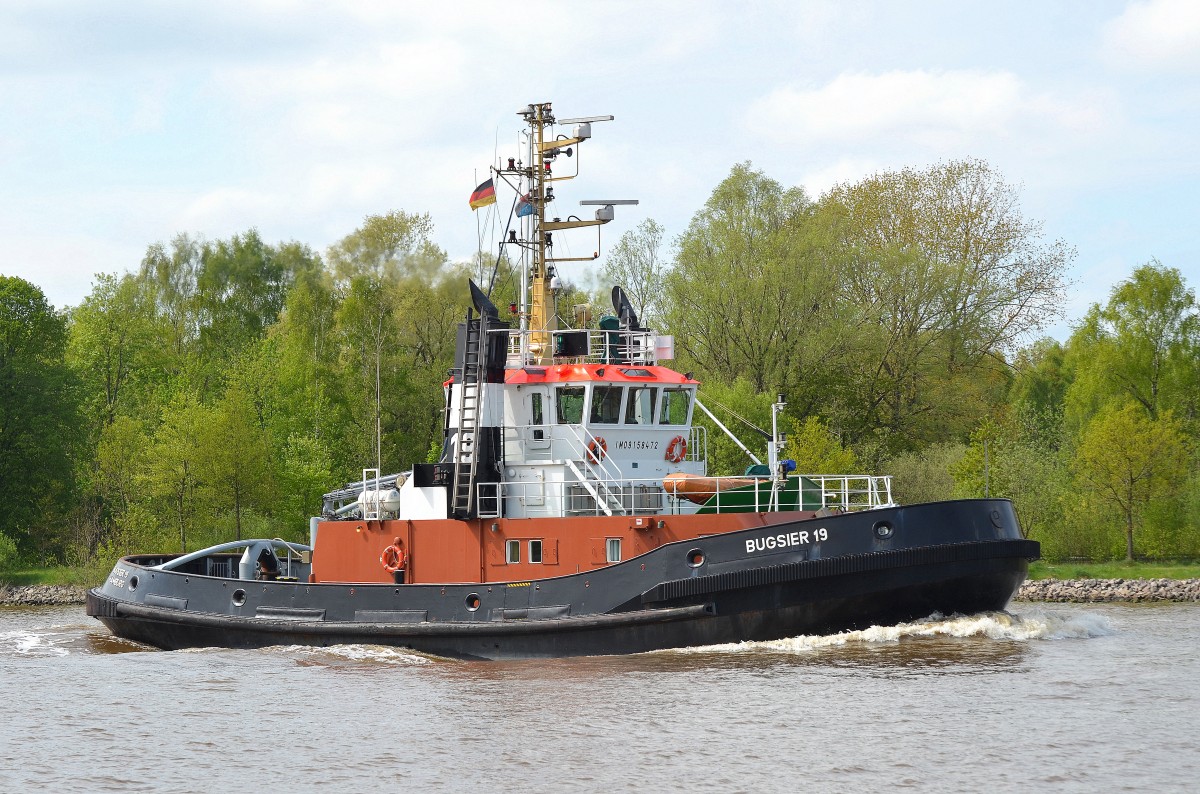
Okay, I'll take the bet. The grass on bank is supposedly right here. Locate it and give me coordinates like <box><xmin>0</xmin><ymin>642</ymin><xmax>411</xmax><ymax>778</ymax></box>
<box><xmin>4</xmin><ymin>560</ymin><xmax>1200</xmax><ymax>587</ymax></box>
<box><xmin>0</xmin><ymin>567</ymin><xmax>104</xmax><ymax>587</ymax></box>
<box><xmin>1028</xmin><ymin>560</ymin><xmax>1200</xmax><ymax>580</ymax></box>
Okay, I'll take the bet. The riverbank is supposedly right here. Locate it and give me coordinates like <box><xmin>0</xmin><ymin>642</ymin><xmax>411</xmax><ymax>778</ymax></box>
<box><xmin>1016</xmin><ymin>578</ymin><xmax>1200</xmax><ymax>603</ymax></box>
<box><xmin>0</xmin><ymin>584</ymin><xmax>89</xmax><ymax>606</ymax></box>
<box><xmin>4</xmin><ymin>579</ymin><xmax>1200</xmax><ymax>607</ymax></box>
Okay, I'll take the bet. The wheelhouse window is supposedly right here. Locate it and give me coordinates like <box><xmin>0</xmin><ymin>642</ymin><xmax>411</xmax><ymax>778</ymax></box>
<box><xmin>529</xmin><ymin>539</ymin><xmax>543</xmax><ymax>564</ymax></box>
<box><xmin>606</xmin><ymin>538</ymin><xmax>622</xmax><ymax>563</ymax></box>
<box><xmin>506</xmin><ymin>539</ymin><xmax>520</xmax><ymax>564</ymax></box>
<box><xmin>659</xmin><ymin>387</ymin><xmax>693</xmax><ymax>425</ymax></box>
<box><xmin>624</xmin><ymin>386</ymin><xmax>657</xmax><ymax>425</ymax></box>
<box><xmin>590</xmin><ymin>386</ymin><xmax>624</xmax><ymax>425</ymax></box>
<box><xmin>556</xmin><ymin>387</ymin><xmax>585</xmax><ymax>424</ymax></box>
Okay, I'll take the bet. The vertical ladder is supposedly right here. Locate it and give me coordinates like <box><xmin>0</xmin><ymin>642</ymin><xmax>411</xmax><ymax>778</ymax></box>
<box><xmin>451</xmin><ymin>314</ymin><xmax>486</xmax><ymax>518</ymax></box>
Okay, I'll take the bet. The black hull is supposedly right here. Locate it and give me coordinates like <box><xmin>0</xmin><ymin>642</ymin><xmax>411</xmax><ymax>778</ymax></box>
<box><xmin>89</xmin><ymin>499</ymin><xmax>1038</xmax><ymax>660</ymax></box>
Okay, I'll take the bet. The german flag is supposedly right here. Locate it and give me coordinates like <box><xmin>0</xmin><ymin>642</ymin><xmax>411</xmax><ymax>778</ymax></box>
<box><xmin>469</xmin><ymin>178</ymin><xmax>496</xmax><ymax>210</ymax></box>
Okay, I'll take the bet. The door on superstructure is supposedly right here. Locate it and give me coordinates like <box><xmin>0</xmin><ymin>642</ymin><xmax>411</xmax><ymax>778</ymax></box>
<box><xmin>526</xmin><ymin>387</ymin><xmax>551</xmax><ymax>457</ymax></box>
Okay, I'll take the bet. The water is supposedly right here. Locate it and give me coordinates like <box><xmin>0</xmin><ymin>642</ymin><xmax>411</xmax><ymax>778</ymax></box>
<box><xmin>2</xmin><ymin>604</ymin><xmax>1197</xmax><ymax>792</ymax></box>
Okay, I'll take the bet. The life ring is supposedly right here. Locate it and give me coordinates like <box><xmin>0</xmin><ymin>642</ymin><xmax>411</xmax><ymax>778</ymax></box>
<box><xmin>380</xmin><ymin>542</ymin><xmax>406</xmax><ymax>573</ymax></box>
<box><xmin>665</xmin><ymin>435</ymin><xmax>688</xmax><ymax>463</ymax></box>
<box><xmin>587</xmin><ymin>437</ymin><xmax>608</xmax><ymax>463</ymax></box>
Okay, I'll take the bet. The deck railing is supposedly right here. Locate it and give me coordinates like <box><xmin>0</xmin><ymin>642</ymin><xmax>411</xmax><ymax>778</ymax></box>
<box><xmin>486</xmin><ymin>472</ymin><xmax>895</xmax><ymax>517</ymax></box>
<box><xmin>504</xmin><ymin>327</ymin><xmax>661</xmax><ymax>367</ymax></box>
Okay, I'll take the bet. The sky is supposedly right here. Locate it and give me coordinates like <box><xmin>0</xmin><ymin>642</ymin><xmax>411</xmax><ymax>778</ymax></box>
<box><xmin>2</xmin><ymin>0</ymin><xmax>1198</xmax><ymax>341</ymax></box>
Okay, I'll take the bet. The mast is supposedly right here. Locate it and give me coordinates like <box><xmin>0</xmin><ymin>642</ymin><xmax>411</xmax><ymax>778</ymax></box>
<box><xmin>503</xmin><ymin>102</ymin><xmax>636</xmax><ymax>364</ymax></box>
<box><xmin>528</xmin><ymin>103</ymin><xmax>552</xmax><ymax>362</ymax></box>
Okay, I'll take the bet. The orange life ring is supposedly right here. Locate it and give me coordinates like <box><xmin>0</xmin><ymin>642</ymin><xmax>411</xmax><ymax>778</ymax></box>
<box><xmin>381</xmin><ymin>544</ymin><xmax>406</xmax><ymax>573</ymax></box>
<box><xmin>587</xmin><ymin>437</ymin><xmax>608</xmax><ymax>463</ymax></box>
<box><xmin>665</xmin><ymin>435</ymin><xmax>688</xmax><ymax>463</ymax></box>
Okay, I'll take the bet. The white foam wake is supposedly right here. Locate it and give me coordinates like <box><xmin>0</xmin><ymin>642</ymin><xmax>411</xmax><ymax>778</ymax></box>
<box><xmin>0</xmin><ymin>629</ymin><xmax>72</xmax><ymax>657</ymax></box>
<box><xmin>671</xmin><ymin>609</ymin><xmax>1115</xmax><ymax>655</ymax></box>
<box><xmin>281</xmin><ymin>643</ymin><xmax>434</xmax><ymax>665</ymax></box>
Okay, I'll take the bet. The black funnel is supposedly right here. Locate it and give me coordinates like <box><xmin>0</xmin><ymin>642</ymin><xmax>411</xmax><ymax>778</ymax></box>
<box><xmin>469</xmin><ymin>279</ymin><xmax>499</xmax><ymax>318</ymax></box>
<box><xmin>611</xmin><ymin>285</ymin><xmax>641</xmax><ymax>330</ymax></box>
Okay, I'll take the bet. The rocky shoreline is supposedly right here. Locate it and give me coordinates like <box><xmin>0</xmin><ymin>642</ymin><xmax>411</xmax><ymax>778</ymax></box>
<box><xmin>1016</xmin><ymin>578</ymin><xmax>1200</xmax><ymax>603</ymax></box>
<box><xmin>3</xmin><ymin>579</ymin><xmax>1200</xmax><ymax>606</ymax></box>
<box><xmin>0</xmin><ymin>584</ymin><xmax>90</xmax><ymax>606</ymax></box>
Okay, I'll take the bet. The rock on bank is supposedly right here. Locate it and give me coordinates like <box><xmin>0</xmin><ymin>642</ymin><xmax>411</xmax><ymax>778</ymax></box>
<box><xmin>0</xmin><ymin>584</ymin><xmax>90</xmax><ymax>605</ymax></box>
<box><xmin>1017</xmin><ymin>578</ymin><xmax>1200</xmax><ymax>603</ymax></box>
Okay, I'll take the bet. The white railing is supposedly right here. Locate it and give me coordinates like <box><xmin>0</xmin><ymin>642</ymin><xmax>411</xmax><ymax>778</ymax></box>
<box><xmin>505</xmin><ymin>327</ymin><xmax>660</xmax><ymax>367</ymax></box>
<box><xmin>483</xmin><ymin>473</ymin><xmax>895</xmax><ymax>517</ymax></box>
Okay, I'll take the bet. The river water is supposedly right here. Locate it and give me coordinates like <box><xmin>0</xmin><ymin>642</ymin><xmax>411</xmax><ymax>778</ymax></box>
<box><xmin>1</xmin><ymin>603</ymin><xmax>1196</xmax><ymax>792</ymax></box>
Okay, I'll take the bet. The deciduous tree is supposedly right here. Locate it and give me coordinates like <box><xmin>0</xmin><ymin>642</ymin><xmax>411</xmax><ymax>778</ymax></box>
<box><xmin>1073</xmin><ymin>403</ymin><xmax>1190</xmax><ymax>560</ymax></box>
<box><xmin>0</xmin><ymin>276</ymin><xmax>77</xmax><ymax>558</ymax></box>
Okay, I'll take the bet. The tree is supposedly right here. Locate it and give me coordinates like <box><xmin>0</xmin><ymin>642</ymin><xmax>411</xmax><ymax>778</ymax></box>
<box><xmin>783</xmin><ymin>416</ymin><xmax>858</xmax><ymax>473</ymax></box>
<box><xmin>271</xmin><ymin>273</ymin><xmax>347</xmax><ymax>450</ymax></box>
<box><xmin>1064</xmin><ymin>262</ymin><xmax>1198</xmax><ymax>433</ymax></box>
<box><xmin>690</xmin><ymin>377</ymin><xmax>775</xmax><ymax>476</ymax></box>
<box><xmin>951</xmin><ymin>417</ymin><xmax>1068</xmax><ymax>544</ymax></box>
<box><xmin>139</xmin><ymin>233</ymin><xmax>202</xmax><ymax>377</ymax></box>
<box><xmin>818</xmin><ymin>158</ymin><xmax>1071</xmax><ymax>450</ymax></box>
<box><xmin>329</xmin><ymin>211</ymin><xmax>452</xmax><ymax>471</ymax></box>
<box><xmin>664</xmin><ymin>163</ymin><xmax>839</xmax><ymax>400</ymax></box>
<box><xmin>1073</xmin><ymin>403</ymin><xmax>1190</xmax><ymax>560</ymax></box>
<box><xmin>276</xmin><ymin>434</ymin><xmax>336</xmax><ymax>539</ymax></box>
<box><xmin>0</xmin><ymin>276</ymin><xmax>77</xmax><ymax>559</ymax></box>
<box><xmin>96</xmin><ymin>416</ymin><xmax>149</xmax><ymax>515</ymax></box>
<box><xmin>198</xmin><ymin>383</ymin><xmax>272</xmax><ymax>541</ymax></box>
<box><xmin>1007</xmin><ymin>337</ymin><xmax>1070</xmax><ymax>449</ymax></box>
<box><xmin>884</xmin><ymin>442</ymin><xmax>967</xmax><ymax>505</ymax></box>
<box><xmin>143</xmin><ymin>395</ymin><xmax>209</xmax><ymax>553</ymax></box>
<box><xmin>67</xmin><ymin>273</ymin><xmax>158</xmax><ymax>428</ymax></box>
<box><xmin>601</xmin><ymin>218</ymin><xmax>668</xmax><ymax>326</ymax></box>
<box><xmin>194</xmin><ymin>232</ymin><xmax>322</xmax><ymax>394</ymax></box>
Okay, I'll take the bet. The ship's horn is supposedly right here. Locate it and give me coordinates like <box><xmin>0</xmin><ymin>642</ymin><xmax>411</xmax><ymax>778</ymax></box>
<box><xmin>611</xmin><ymin>285</ymin><xmax>641</xmax><ymax>330</ymax></box>
<box><xmin>469</xmin><ymin>279</ymin><xmax>499</xmax><ymax>318</ymax></box>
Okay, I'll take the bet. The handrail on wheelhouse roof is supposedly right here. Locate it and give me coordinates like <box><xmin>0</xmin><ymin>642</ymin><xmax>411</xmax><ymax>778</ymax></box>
<box><xmin>504</xmin><ymin>363</ymin><xmax>698</xmax><ymax>385</ymax></box>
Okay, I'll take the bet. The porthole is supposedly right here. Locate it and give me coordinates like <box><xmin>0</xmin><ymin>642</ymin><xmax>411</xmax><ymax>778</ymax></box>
<box><xmin>465</xmin><ymin>593</ymin><xmax>481</xmax><ymax>611</ymax></box>
<box><xmin>686</xmin><ymin>548</ymin><xmax>705</xmax><ymax>568</ymax></box>
<box><xmin>873</xmin><ymin>521</ymin><xmax>894</xmax><ymax>539</ymax></box>
<box><xmin>128</xmin><ymin>575</ymin><xmax>139</xmax><ymax>591</ymax></box>
<box><xmin>232</xmin><ymin>589</ymin><xmax>247</xmax><ymax>607</ymax></box>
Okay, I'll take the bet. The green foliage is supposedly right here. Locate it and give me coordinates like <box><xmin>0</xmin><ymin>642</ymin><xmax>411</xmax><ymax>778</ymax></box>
<box><xmin>815</xmin><ymin>159</ymin><xmax>1069</xmax><ymax>451</ymax></box>
<box><xmin>691</xmin><ymin>377</ymin><xmax>774</xmax><ymax>476</ymax></box>
<box><xmin>665</xmin><ymin>163</ymin><xmax>829</xmax><ymax>397</ymax></box>
<box><xmin>951</xmin><ymin>418</ymin><xmax>1069</xmax><ymax>545</ymax></box>
<box><xmin>0</xmin><ymin>531</ymin><xmax>19</xmax><ymax>570</ymax></box>
<box><xmin>783</xmin><ymin>416</ymin><xmax>858</xmax><ymax>473</ymax></box>
<box><xmin>197</xmin><ymin>383</ymin><xmax>273</xmax><ymax>540</ymax></box>
<box><xmin>1008</xmin><ymin>338</ymin><xmax>1069</xmax><ymax>438</ymax></box>
<box><xmin>67</xmin><ymin>272</ymin><xmax>159</xmax><ymax>428</ymax></box>
<box><xmin>1064</xmin><ymin>261</ymin><xmax>1199</xmax><ymax>434</ymax></box>
<box><xmin>884</xmin><ymin>442</ymin><xmax>967</xmax><ymax>505</ymax></box>
<box><xmin>277</xmin><ymin>434</ymin><xmax>336</xmax><ymax>533</ymax></box>
<box><xmin>0</xmin><ymin>276</ymin><xmax>78</xmax><ymax>560</ymax></box>
<box><xmin>142</xmin><ymin>394</ymin><xmax>209</xmax><ymax>552</ymax></box>
<box><xmin>1073</xmin><ymin>403</ymin><xmax>1191</xmax><ymax>560</ymax></box>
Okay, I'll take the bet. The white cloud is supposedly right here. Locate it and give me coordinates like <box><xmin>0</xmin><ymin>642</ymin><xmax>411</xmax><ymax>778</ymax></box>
<box><xmin>746</xmin><ymin>69</ymin><xmax>1115</xmax><ymax>164</ymax></box>
<box><xmin>750</xmin><ymin>70</ymin><xmax>1023</xmax><ymax>145</ymax></box>
<box><xmin>1102</xmin><ymin>0</ymin><xmax>1200</xmax><ymax>72</ymax></box>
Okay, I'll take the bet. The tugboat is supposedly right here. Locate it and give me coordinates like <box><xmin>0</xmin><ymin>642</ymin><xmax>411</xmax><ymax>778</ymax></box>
<box><xmin>88</xmin><ymin>102</ymin><xmax>1038</xmax><ymax>660</ymax></box>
